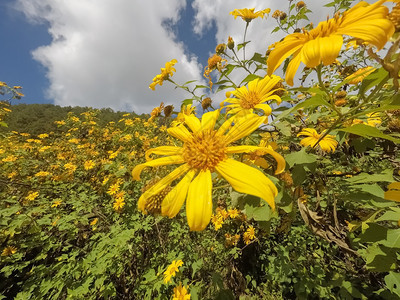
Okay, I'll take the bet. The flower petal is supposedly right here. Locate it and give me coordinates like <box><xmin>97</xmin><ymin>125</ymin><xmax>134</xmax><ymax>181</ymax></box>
<box><xmin>285</xmin><ymin>49</ymin><xmax>302</xmax><ymax>86</ymax></box>
<box><xmin>161</xmin><ymin>169</ymin><xmax>196</xmax><ymax>218</ymax></box>
<box><xmin>224</xmin><ymin>114</ymin><xmax>266</xmax><ymax>145</ymax></box>
<box><xmin>216</xmin><ymin>158</ymin><xmax>277</xmax><ymax>209</ymax></box>
<box><xmin>184</xmin><ymin>114</ymin><xmax>201</xmax><ymax>133</ymax></box>
<box><xmin>145</xmin><ymin>146</ymin><xmax>182</xmax><ymax>161</ymax></box>
<box><xmin>201</xmin><ymin>109</ymin><xmax>219</xmax><ymax>131</ymax></box>
<box><xmin>186</xmin><ymin>170</ymin><xmax>213</xmax><ymax>231</ymax></box>
<box><xmin>167</xmin><ymin>124</ymin><xmax>192</xmax><ymax>142</ymax></box>
<box><xmin>138</xmin><ymin>164</ymin><xmax>191</xmax><ymax>212</ymax></box>
<box><xmin>226</xmin><ymin>145</ymin><xmax>285</xmax><ymax>174</ymax></box>
<box><xmin>132</xmin><ymin>155</ymin><xmax>184</xmax><ymax>180</ymax></box>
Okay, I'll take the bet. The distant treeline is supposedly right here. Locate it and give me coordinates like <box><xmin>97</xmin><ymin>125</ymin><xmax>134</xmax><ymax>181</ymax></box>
<box><xmin>1</xmin><ymin>103</ymin><xmax>144</xmax><ymax>135</ymax></box>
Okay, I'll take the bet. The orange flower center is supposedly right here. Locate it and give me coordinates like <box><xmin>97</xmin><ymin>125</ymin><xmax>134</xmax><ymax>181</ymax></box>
<box><xmin>182</xmin><ymin>129</ymin><xmax>227</xmax><ymax>171</ymax></box>
<box><xmin>240</xmin><ymin>90</ymin><xmax>261</xmax><ymax>109</ymax></box>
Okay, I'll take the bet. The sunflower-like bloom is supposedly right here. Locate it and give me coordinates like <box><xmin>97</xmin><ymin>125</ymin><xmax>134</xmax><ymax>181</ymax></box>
<box><xmin>384</xmin><ymin>182</ymin><xmax>400</xmax><ymax>202</ymax></box>
<box><xmin>267</xmin><ymin>0</ymin><xmax>395</xmax><ymax>86</ymax></box>
<box><xmin>297</xmin><ymin>128</ymin><xmax>338</xmax><ymax>152</ymax></box>
<box><xmin>164</xmin><ymin>260</ymin><xmax>183</xmax><ymax>283</ymax></box>
<box><xmin>204</xmin><ymin>54</ymin><xmax>227</xmax><ymax>88</ymax></box>
<box><xmin>173</xmin><ymin>283</ymin><xmax>191</xmax><ymax>300</ymax></box>
<box><xmin>132</xmin><ymin>110</ymin><xmax>285</xmax><ymax>231</ymax></box>
<box><xmin>230</xmin><ymin>8</ymin><xmax>271</xmax><ymax>23</ymax></box>
<box><xmin>221</xmin><ymin>75</ymin><xmax>284</xmax><ymax>118</ymax></box>
<box><xmin>345</xmin><ymin>66</ymin><xmax>375</xmax><ymax>84</ymax></box>
<box><xmin>149</xmin><ymin>59</ymin><xmax>177</xmax><ymax>90</ymax></box>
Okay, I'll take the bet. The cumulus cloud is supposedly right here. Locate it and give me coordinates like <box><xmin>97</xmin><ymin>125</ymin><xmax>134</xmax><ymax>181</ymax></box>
<box><xmin>15</xmin><ymin>0</ymin><xmax>205</xmax><ymax>113</ymax></box>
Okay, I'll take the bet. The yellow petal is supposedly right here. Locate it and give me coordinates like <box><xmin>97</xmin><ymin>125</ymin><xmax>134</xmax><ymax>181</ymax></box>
<box><xmin>201</xmin><ymin>109</ymin><xmax>219</xmax><ymax>131</ymax></box>
<box><xmin>388</xmin><ymin>182</ymin><xmax>400</xmax><ymax>190</ymax></box>
<box><xmin>167</xmin><ymin>124</ymin><xmax>192</xmax><ymax>142</ymax></box>
<box><xmin>215</xmin><ymin>159</ymin><xmax>277</xmax><ymax>209</ymax></box>
<box><xmin>267</xmin><ymin>36</ymin><xmax>304</xmax><ymax>76</ymax></box>
<box><xmin>138</xmin><ymin>164</ymin><xmax>190</xmax><ymax>212</ymax></box>
<box><xmin>132</xmin><ymin>155</ymin><xmax>184</xmax><ymax>180</ymax></box>
<box><xmin>285</xmin><ymin>49</ymin><xmax>302</xmax><ymax>86</ymax></box>
<box><xmin>320</xmin><ymin>35</ymin><xmax>343</xmax><ymax>66</ymax></box>
<box><xmin>184</xmin><ymin>114</ymin><xmax>201</xmax><ymax>133</ymax></box>
<box><xmin>145</xmin><ymin>146</ymin><xmax>182</xmax><ymax>161</ymax></box>
<box><xmin>224</xmin><ymin>114</ymin><xmax>266</xmax><ymax>145</ymax></box>
<box><xmin>384</xmin><ymin>191</ymin><xmax>400</xmax><ymax>202</ymax></box>
<box><xmin>161</xmin><ymin>169</ymin><xmax>196</xmax><ymax>218</ymax></box>
<box><xmin>226</xmin><ymin>145</ymin><xmax>285</xmax><ymax>174</ymax></box>
<box><xmin>186</xmin><ymin>170</ymin><xmax>213</xmax><ymax>231</ymax></box>
<box><xmin>254</xmin><ymin>103</ymin><xmax>272</xmax><ymax>115</ymax></box>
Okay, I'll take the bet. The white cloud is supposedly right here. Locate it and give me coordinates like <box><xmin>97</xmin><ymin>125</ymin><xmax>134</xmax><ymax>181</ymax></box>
<box><xmin>15</xmin><ymin>0</ymin><xmax>205</xmax><ymax>113</ymax></box>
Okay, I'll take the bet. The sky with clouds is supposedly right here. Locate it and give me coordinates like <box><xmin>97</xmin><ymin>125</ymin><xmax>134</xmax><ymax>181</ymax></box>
<box><xmin>0</xmin><ymin>0</ymin><xmax>379</xmax><ymax>113</ymax></box>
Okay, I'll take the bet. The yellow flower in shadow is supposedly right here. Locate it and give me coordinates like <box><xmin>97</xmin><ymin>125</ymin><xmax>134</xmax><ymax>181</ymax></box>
<box><xmin>297</xmin><ymin>128</ymin><xmax>338</xmax><ymax>153</ymax></box>
<box><xmin>267</xmin><ymin>0</ymin><xmax>394</xmax><ymax>85</ymax></box>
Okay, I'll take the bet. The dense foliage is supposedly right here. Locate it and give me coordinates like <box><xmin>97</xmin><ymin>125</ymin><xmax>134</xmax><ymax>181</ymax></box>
<box><xmin>1</xmin><ymin>0</ymin><xmax>400</xmax><ymax>299</ymax></box>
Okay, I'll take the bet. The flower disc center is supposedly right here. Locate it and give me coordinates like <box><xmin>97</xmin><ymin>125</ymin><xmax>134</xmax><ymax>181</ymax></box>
<box><xmin>182</xmin><ymin>129</ymin><xmax>227</xmax><ymax>171</ymax></box>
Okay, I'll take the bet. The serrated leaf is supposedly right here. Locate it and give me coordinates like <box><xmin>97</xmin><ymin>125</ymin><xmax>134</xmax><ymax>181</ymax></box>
<box><xmin>381</xmin><ymin>228</ymin><xmax>400</xmax><ymax>248</ymax></box>
<box><xmin>285</xmin><ymin>148</ymin><xmax>317</xmax><ymax>168</ymax></box>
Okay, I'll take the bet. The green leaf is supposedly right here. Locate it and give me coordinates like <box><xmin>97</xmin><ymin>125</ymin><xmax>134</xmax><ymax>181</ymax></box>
<box><xmin>285</xmin><ymin>148</ymin><xmax>317</xmax><ymax>168</ymax></box>
<box><xmin>277</xmin><ymin>94</ymin><xmax>330</xmax><ymax>120</ymax></box>
<box><xmin>345</xmin><ymin>169</ymin><xmax>394</xmax><ymax>184</ymax></box>
<box><xmin>250</xmin><ymin>52</ymin><xmax>266</xmax><ymax>65</ymax></box>
<box><xmin>385</xmin><ymin>272</ymin><xmax>400</xmax><ymax>297</ymax></box>
<box><xmin>182</xmin><ymin>99</ymin><xmax>193</xmax><ymax>106</ymax></box>
<box><xmin>351</xmin><ymin>184</ymin><xmax>384</xmax><ymax>198</ymax></box>
<box><xmin>359</xmin><ymin>67</ymin><xmax>389</xmax><ymax>95</ymax></box>
<box><xmin>359</xmin><ymin>244</ymin><xmax>397</xmax><ymax>272</ymax></box>
<box><xmin>339</xmin><ymin>123</ymin><xmax>400</xmax><ymax>143</ymax></box>
<box><xmin>381</xmin><ymin>228</ymin><xmax>400</xmax><ymax>248</ymax></box>
<box><xmin>237</xmin><ymin>41</ymin><xmax>250</xmax><ymax>51</ymax></box>
<box><xmin>240</xmin><ymin>74</ymin><xmax>262</xmax><ymax>85</ymax></box>
<box><xmin>376</xmin><ymin>207</ymin><xmax>400</xmax><ymax>222</ymax></box>
<box><xmin>252</xmin><ymin>205</ymin><xmax>272</xmax><ymax>221</ymax></box>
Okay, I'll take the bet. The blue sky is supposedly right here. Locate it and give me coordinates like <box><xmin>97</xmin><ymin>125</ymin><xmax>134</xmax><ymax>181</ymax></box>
<box><xmin>0</xmin><ymin>0</ymin><xmax>338</xmax><ymax>113</ymax></box>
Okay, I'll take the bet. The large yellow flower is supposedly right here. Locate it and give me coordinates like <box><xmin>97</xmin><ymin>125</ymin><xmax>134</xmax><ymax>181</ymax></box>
<box><xmin>297</xmin><ymin>128</ymin><xmax>338</xmax><ymax>152</ymax></box>
<box><xmin>149</xmin><ymin>59</ymin><xmax>177</xmax><ymax>90</ymax></box>
<box><xmin>221</xmin><ymin>75</ymin><xmax>283</xmax><ymax>118</ymax></box>
<box><xmin>267</xmin><ymin>0</ymin><xmax>395</xmax><ymax>86</ymax></box>
<box><xmin>132</xmin><ymin>110</ymin><xmax>285</xmax><ymax>231</ymax></box>
<box><xmin>230</xmin><ymin>8</ymin><xmax>271</xmax><ymax>23</ymax></box>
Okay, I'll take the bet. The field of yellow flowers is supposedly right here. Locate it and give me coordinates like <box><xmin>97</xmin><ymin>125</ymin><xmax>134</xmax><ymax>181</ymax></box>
<box><xmin>2</xmin><ymin>0</ymin><xmax>400</xmax><ymax>299</ymax></box>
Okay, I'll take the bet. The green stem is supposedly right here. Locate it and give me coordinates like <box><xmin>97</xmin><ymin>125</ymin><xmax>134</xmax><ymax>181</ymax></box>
<box><xmin>243</xmin><ymin>22</ymin><xmax>249</xmax><ymax>61</ymax></box>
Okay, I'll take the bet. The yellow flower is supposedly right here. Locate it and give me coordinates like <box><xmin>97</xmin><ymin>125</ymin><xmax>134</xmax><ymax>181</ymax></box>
<box><xmin>211</xmin><ymin>214</ymin><xmax>224</xmax><ymax>230</ymax></box>
<box><xmin>64</xmin><ymin>163</ymin><xmax>77</xmax><ymax>172</ymax></box>
<box><xmin>132</xmin><ymin>110</ymin><xmax>285</xmax><ymax>231</ymax></box>
<box><xmin>230</xmin><ymin>8</ymin><xmax>271</xmax><ymax>23</ymax></box>
<box><xmin>113</xmin><ymin>197</ymin><xmax>125</xmax><ymax>211</ymax></box>
<box><xmin>171</xmin><ymin>104</ymin><xmax>196</xmax><ymax>127</ymax></box>
<box><xmin>173</xmin><ymin>283</ymin><xmax>191</xmax><ymax>300</ymax></box>
<box><xmin>345</xmin><ymin>66</ymin><xmax>375</xmax><ymax>84</ymax></box>
<box><xmin>51</xmin><ymin>200</ymin><xmax>62</xmax><ymax>207</ymax></box>
<box><xmin>149</xmin><ymin>59</ymin><xmax>177</xmax><ymax>90</ymax></box>
<box><xmin>26</xmin><ymin>191</ymin><xmax>39</xmax><ymax>201</ymax></box>
<box><xmin>164</xmin><ymin>260</ymin><xmax>183</xmax><ymax>283</ymax></box>
<box><xmin>297</xmin><ymin>128</ymin><xmax>338</xmax><ymax>152</ymax></box>
<box><xmin>366</xmin><ymin>112</ymin><xmax>382</xmax><ymax>127</ymax></box>
<box><xmin>222</xmin><ymin>75</ymin><xmax>283</xmax><ymax>118</ymax></box>
<box><xmin>149</xmin><ymin>102</ymin><xmax>165</xmax><ymax>121</ymax></box>
<box><xmin>228</xmin><ymin>208</ymin><xmax>240</xmax><ymax>219</ymax></box>
<box><xmin>1</xmin><ymin>246</ymin><xmax>17</xmax><ymax>256</ymax></box>
<box><xmin>107</xmin><ymin>182</ymin><xmax>121</xmax><ymax>195</ymax></box>
<box><xmin>90</xmin><ymin>218</ymin><xmax>98</xmax><ymax>226</ymax></box>
<box><xmin>2</xmin><ymin>155</ymin><xmax>18</xmax><ymax>162</ymax></box>
<box><xmin>83</xmin><ymin>160</ymin><xmax>96</xmax><ymax>170</ymax></box>
<box><xmin>267</xmin><ymin>0</ymin><xmax>395</xmax><ymax>85</ymax></box>
<box><xmin>35</xmin><ymin>171</ymin><xmax>50</xmax><ymax>177</ymax></box>
<box><xmin>38</xmin><ymin>133</ymin><xmax>49</xmax><ymax>139</ymax></box>
<box><xmin>384</xmin><ymin>182</ymin><xmax>400</xmax><ymax>201</ymax></box>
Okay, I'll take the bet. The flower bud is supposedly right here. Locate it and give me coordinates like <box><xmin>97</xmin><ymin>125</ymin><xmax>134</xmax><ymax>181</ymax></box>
<box><xmin>227</xmin><ymin>36</ymin><xmax>235</xmax><ymax>50</ymax></box>
<box><xmin>201</xmin><ymin>97</ymin><xmax>212</xmax><ymax>110</ymax></box>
